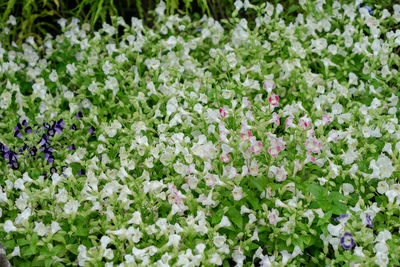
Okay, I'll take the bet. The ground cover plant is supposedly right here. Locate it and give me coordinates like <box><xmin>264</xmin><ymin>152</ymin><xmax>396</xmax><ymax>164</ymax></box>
<box><xmin>1</xmin><ymin>0</ymin><xmax>400</xmax><ymax>266</ymax></box>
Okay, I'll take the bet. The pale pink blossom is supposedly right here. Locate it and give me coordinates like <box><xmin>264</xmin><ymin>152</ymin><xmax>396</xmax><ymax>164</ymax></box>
<box><xmin>219</xmin><ymin>106</ymin><xmax>227</xmax><ymax>119</ymax></box>
<box><xmin>263</xmin><ymin>80</ymin><xmax>275</xmax><ymax>92</ymax></box>
<box><xmin>275</xmin><ymin>166</ymin><xmax>287</xmax><ymax>182</ymax></box>
<box><xmin>204</xmin><ymin>173</ymin><xmax>216</xmax><ymax>187</ymax></box>
<box><xmin>322</xmin><ymin>114</ymin><xmax>331</xmax><ymax>125</ymax></box>
<box><xmin>267</xmin><ymin>209</ymin><xmax>282</xmax><ymax>225</ymax></box>
<box><xmin>240</xmin><ymin>130</ymin><xmax>253</xmax><ymax>142</ymax></box>
<box><xmin>305</xmin><ymin>151</ymin><xmax>316</xmax><ymax>164</ymax></box>
<box><xmin>268</xmin><ymin>145</ymin><xmax>281</xmax><ymax>157</ymax></box>
<box><xmin>268</xmin><ymin>93</ymin><xmax>279</xmax><ymax>107</ymax></box>
<box><xmin>285</xmin><ymin>115</ymin><xmax>294</xmax><ymax>130</ymax></box>
<box><xmin>270</xmin><ymin>112</ymin><xmax>280</xmax><ymax>126</ymax></box>
<box><xmin>299</xmin><ymin>116</ymin><xmax>312</xmax><ymax>129</ymax></box>
<box><xmin>232</xmin><ymin>186</ymin><xmax>243</xmax><ymax>201</ymax></box>
<box><xmin>221</xmin><ymin>153</ymin><xmax>230</xmax><ymax>163</ymax></box>
<box><xmin>249</xmin><ymin>159</ymin><xmax>259</xmax><ymax>177</ymax></box>
<box><xmin>293</xmin><ymin>159</ymin><xmax>303</xmax><ymax>176</ymax></box>
<box><xmin>251</xmin><ymin>141</ymin><xmax>262</xmax><ymax>154</ymax></box>
<box><xmin>305</xmin><ymin>137</ymin><xmax>323</xmax><ymax>154</ymax></box>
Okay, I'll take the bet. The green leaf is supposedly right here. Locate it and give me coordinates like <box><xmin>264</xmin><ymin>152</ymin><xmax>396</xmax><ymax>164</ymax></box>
<box><xmin>211</xmin><ymin>209</ymin><xmax>224</xmax><ymax>225</ymax></box>
<box><xmin>22</xmin><ymin>245</ymin><xmax>37</xmax><ymax>257</ymax></box>
<box><xmin>227</xmin><ymin>207</ymin><xmax>243</xmax><ymax>229</ymax></box>
<box><xmin>52</xmin><ymin>234</ymin><xmax>66</xmax><ymax>244</ymax></box>
<box><xmin>308</xmin><ymin>183</ymin><xmax>326</xmax><ymax>198</ymax></box>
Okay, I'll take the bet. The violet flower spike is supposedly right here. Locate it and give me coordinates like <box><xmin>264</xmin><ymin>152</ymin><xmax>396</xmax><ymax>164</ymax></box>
<box><xmin>340</xmin><ymin>232</ymin><xmax>355</xmax><ymax>250</ymax></box>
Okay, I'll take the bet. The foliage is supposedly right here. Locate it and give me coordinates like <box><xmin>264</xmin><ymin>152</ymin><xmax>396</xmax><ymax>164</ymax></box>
<box><xmin>0</xmin><ymin>0</ymin><xmax>400</xmax><ymax>266</ymax></box>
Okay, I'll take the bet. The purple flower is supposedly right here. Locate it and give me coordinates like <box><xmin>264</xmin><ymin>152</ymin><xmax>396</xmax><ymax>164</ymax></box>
<box><xmin>68</xmin><ymin>144</ymin><xmax>75</xmax><ymax>150</ymax></box>
<box><xmin>77</xmin><ymin>169</ymin><xmax>85</xmax><ymax>176</ymax></box>
<box><xmin>14</xmin><ymin>130</ymin><xmax>23</xmax><ymax>139</ymax></box>
<box><xmin>47</xmin><ymin>156</ymin><xmax>54</xmax><ymax>164</ymax></box>
<box><xmin>9</xmin><ymin>159</ymin><xmax>19</xmax><ymax>170</ymax></box>
<box><xmin>25</xmin><ymin>126</ymin><xmax>32</xmax><ymax>133</ymax></box>
<box><xmin>340</xmin><ymin>232</ymin><xmax>355</xmax><ymax>250</ymax></box>
<box><xmin>14</xmin><ymin>123</ymin><xmax>22</xmax><ymax>131</ymax></box>
<box><xmin>38</xmin><ymin>135</ymin><xmax>50</xmax><ymax>146</ymax></box>
<box><xmin>334</xmin><ymin>214</ymin><xmax>349</xmax><ymax>222</ymax></box>
<box><xmin>22</xmin><ymin>120</ymin><xmax>28</xmax><ymax>127</ymax></box>
<box><xmin>50</xmin><ymin>167</ymin><xmax>57</xmax><ymax>174</ymax></box>
<box><xmin>57</xmin><ymin>119</ymin><xmax>65</xmax><ymax>128</ymax></box>
<box><xmin>29</xmin><ymin>147</ymin><xmax>37</xmax><ymax>156</ymax></box>
<box><xmin>75</xmin><ymin>111</ymin><xmax>83</xmax><ymax>118</ymax></box>
<box><xmin>70</xmin><ymin>124</ymin><xmax>77</xmax><ymax>131</ymax></box>
<box><xmin>47</xmin><ymin>128</ymin><xmax>55</xmax><ymax>137</ymax></box>
<box><xmin>88</xmin><ymin>126</ymin><xmax>95</xmax><ymax>134</ymax></box>
<box><xmin>366</xmin><ymin>214</ymin><xmax>373</xmax><ymax>228</ymax></box>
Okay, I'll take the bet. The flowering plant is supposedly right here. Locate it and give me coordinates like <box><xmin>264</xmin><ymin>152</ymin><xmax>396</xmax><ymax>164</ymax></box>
<box><xmin>1</xmin><ymin>1</ymin><xmax>400</xmax><ymax>266</ymax></box>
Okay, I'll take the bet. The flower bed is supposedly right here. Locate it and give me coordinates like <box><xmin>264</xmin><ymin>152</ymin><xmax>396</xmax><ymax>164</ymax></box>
<box><xmin>1</xmin><ymin>1</ymin><xmax>400</xmax><ymax>266</ymax></box>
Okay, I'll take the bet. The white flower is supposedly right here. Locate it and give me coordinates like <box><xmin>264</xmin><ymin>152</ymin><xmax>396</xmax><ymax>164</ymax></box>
<box><xmin>232</xmin><ymin>186</ymin><xmax>243</xmax><ymax>201</ymax></box>
<box><xmin>217</xmin><ymin>216</ymin><xmax>231</xmax><ymax>228</ymax></box>
<box><xmin>327</xmin><ymin>223</ymin><xmax>344</xmax><ymax>237</ymax></box>
<box><xmin>167</xmin><ymin>234</ymin><xmax>181</xmax><ymax>247</ymax></box>
<box><xmin>51</xmin><ymin>221</ymin><xmax>61</xmax><ymax>234</ymax></box>
<box><xmin>209</xmin><ymin>253</ymin><xmax>222</xmax><ymax>265</ymax></box>
<box><xmin>128</xmin><ymin>211</ymin><xmax>142</xmax><ymax>225</ymax></box>
<box><xmin>234</xmin><ymin>0</ymin><xmax>243</xmax><ymax>11</ymax></box>
<box><xmin>342</xmin><ymin>183</ymin><xmax>355</xmax><ymax>196</ymax></box>
<box><xmin>385</xmin><ymin>190</ymin><xmax>397</xmax><ymax>203</ymax></box>
<box><xmin>303</xmin><ymin>209</ymin><xmax>315</xmax><ymax>224</ymax></box>
<box><xmin>4</xmin><ymin>220</ymin><xmax>17</xmax><ymax>233</ymax></box>
<box><xmin>34</xmin><ymin>222</ymin><xmax>48</xmax><ymax>236</ymax></box>
<box><xmin>375</xmin><ymin>230</ymin><xmax>392</xmax><ymax>243</ymax></box>
<box><xmin>213</xmin><ymin>235</ymin><xmax>226</xmax><ymax>248</ymax></box>
<box><xmin>14</xmin><ymin>178</ymin><xmax>25</xmax><ymax>190</ymax></box>
<box><xmin>64</xmin><ymin>199</ymin><xmax>80</xmax><ymax>214</ymax></box>
<box><xmin>11</xmin><ymin>246</ymin><xmax>20</xmax><ymax>257</ymax></box>
<box><xmin>166</xmin><ymin>97</ymin><xmax>178</xmax><ymax>116</ymax></box>
<box><xmin>103</xmin><ymin>248</ymin><xmax>114</xmax><ymax>260</ymax></box>
<box><xmin>377</xmin><ymin>181</ymin><xmax>389</xmax><ymax>194</ymax></box>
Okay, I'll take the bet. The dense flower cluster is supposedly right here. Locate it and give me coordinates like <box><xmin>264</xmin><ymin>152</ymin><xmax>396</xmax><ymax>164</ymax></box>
<box><xmin>1</xmin><ymin>0</ymin><xmax>400</xmax><ymax>266</ymax></box>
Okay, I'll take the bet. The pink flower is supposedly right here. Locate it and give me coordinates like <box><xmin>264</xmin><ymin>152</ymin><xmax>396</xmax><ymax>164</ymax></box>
<box><xmin>251</xmin><ymin>141</ymin><xmax>262</xmax><ymax>154</ymax></box>
<box><xmin>267</xmin><ymin>209</ymin><xmax>281</xmax><ymax>225</ymax></box>
<box><xmin>275</xmin><ymin>166</ymin><xmax>287</xmax><ymax>182</ymax></box>
<box><xmin>263</xmin><ymin>80</ymin><xmax>275</xmax><ymax>92</ymax></box>
<box><xmin>221</xmin><ymin>153</ymin><xmax>230</xmax><ymax>163</ymax></box>
<box><xmin>322</xmin><ymin>114</ymin><xmax>331</xmax><ymax>125</ymax></box>
<box><xmin>299</xmin><ymin>116</ymin><xmax>312</xmax><ymax>130</ymax></box>
<box><xmin>219</xmin><ymin>106</ymin><xmax>227</xmax><ymax>119</ymax></box>
<box><xmin>269</xmin><ymin>112</ymin><xmax>280</xmax><ymax>126</ymax></box>
<box><xmin>285</xmin><ymin>115</ymin><xmax>294</xmax><ymax>130</ymax></box>
<box><xmin>293</xmin><ymin>159</ymin><xmax>303</xmax><ymax>176</ymax></box>
<box><xmin>232</xmin><ymin>186</ymin><xmax>243</xmax><ymax>201</ymax></box>
<box><xmin>305</xmin><ymin>137</ymin><xmax>323</xmax><ymax>154</ymax></box>
<box><xmin>240</xmin><ymin>130</ymin><xmax>253</xmax><ymax>142</ymax></box>
<box><xmin>204</xmin><ymin>173</ymin><xmax>216</xmax><ymax>187</ymax></box>
<box><xmin>268</xmin><ymin>145</ymin><xmax>281</xmax><ymax>157</ymax></box>
<box><xmin>268</xmin><ymin>93</ymin><xmax>279</xmax><ymax>107</ymax></box>
<box><xmin>305</xmin><ymin>151</ymin><xmax>316</xmax><ymax>164</ymax></box>
<box><xmin>249</xmin><ymin>159</ymin><xmax>259</xmax><ymax>177</ymax></box>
